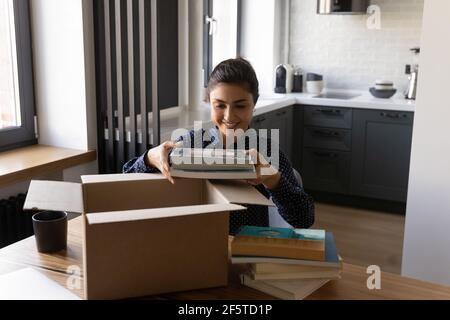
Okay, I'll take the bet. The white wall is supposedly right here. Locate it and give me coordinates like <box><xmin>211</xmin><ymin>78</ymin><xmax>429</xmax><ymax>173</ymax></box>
<box><xmin>31</xmin><ymin>0</ymin><xmax>97</xmax><ymax>152</ymax></box>
<box><xmin>240</xmin><ymin>0</ymin><xmax>276</xmax><ymax>94</ymax></box>
<box><xmin>289</xmin><ymin>0</ymin><xmax>424</xmax><ymax>92</ymax></box>
<box><xmin>402</xmin><ymin>0</ymin><xmax>450</xmax><ymax>286</ymax></box>
<box><xmin>29</xmin><ymin>0</ymin><xmax>98</xmax><ymax>183</ymax></box>
<box><xmin>212</xmin><ymin>0</ymin><xmax>238</xmax><ymax>69</ymax></box>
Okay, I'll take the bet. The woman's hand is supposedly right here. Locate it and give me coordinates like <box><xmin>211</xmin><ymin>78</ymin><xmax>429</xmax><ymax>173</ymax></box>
<box><xmin>145</xmin><ymin>141</ymin><xmax>180</xmax><ymax>184</ymax></box>
<box><xmin>245</xmin><ymin>149</ymin><xmax>281</xmax><ymax>190</ymax></box>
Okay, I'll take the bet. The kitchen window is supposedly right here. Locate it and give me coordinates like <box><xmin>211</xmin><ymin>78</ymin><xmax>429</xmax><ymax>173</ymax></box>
<box><xmin>0</xmin><ymin>0</ymin><xmax>36</xmax><ymax>152</ymax></box>
<box><xmin>203</xmin><ymin>0</ymin><xmax>241</xmax><ymax>86</ymax></box>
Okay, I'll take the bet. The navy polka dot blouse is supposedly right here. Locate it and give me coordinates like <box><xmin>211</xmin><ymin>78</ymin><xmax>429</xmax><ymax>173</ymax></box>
<box><xmin>123</xmin><ymin>127</ymin><xmax>315</xmax><ymax>235</ymax></box>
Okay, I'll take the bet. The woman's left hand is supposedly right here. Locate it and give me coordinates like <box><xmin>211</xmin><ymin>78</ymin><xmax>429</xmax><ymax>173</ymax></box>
<box><xmin>245</xmin><ymin>149</ymin><xmax>281</xmax><ymax>190</ymax></box>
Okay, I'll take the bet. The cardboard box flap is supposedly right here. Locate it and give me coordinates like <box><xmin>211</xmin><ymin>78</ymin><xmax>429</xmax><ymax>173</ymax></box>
<box><xmin>81</xmin><ymin>173</ymin><xmax>166</xmax><ymax>184</ymax></box>
<box><xmin>85</xmin><ymin>203</ymin><xmax>246</xmax><ymax>225</ymax></box>
<box><xmin>170</xmin><ymin>169</ymin><xmax>258</xmax><ymax>180</ymax></box>
<box><xmin>208</xmin><ymin>180</ymin><xmax>274</xmax><ymax>207</ymax></box>
<box><xmin>23</xmin><ymin>180</ymin><xmax>84</xmax><ymax>213</ymax></box>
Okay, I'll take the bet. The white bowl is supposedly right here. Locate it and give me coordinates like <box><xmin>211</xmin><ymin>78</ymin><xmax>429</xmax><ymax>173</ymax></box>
<box><xmin>375</xmin><ymin>80</ymin><xmax>394</xmax><ymax>85</ymax></box>
<box><xmin>375</xmin><ymin>84</ymin><xmax>394</xmax><ymax>90</ymax></box>
<box><xmin>306</xmin><ymin>81</ymin><xmax>324</xmax><ymax>94</ymax></box>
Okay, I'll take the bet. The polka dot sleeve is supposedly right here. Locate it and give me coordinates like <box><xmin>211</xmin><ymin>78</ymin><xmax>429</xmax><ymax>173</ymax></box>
<box><xmin>122</xmin><ymin>150</ymin><xmax>160</xmax><ymax>174</ymax></box>
<box><xmin>267</xmin><ymin>150</ymin><xmax>315</xmax><ymax>229</ymax></box>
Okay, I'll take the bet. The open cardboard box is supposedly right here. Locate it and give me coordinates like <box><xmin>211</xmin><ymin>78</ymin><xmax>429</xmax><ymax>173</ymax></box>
<box><xmin>24</xmin><ymin>173</ymin><xmax>273</xmax><ymax>299</ymax></box>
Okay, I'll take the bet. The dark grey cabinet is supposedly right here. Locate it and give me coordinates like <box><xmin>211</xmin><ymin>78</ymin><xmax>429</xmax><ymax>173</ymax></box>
<box><xmin>302</xmin><ymin>149</ymin><xmax>351</xmax><ymax>194</ymax></box>
<box><xmin>303</xmin><ymin>127</ymin><xmax>352</xmax><ymax>151</ymax></box>
<box><xmin>350</xmin><ymin>109</ymin><xmax>414</xmax><ymax>202</ymax></box>
<box><xmin>304</xmin><ymin>106</ymin><xmax>352</xmax><ymax>129</ymax></box>
<box><xmin>251</xmin><ymin>106</ymin><xmax>294</xmax><ymax>163</ymax></box>
<box><xmin>292</xmin><ymin>107</ymin><xmax>304</xmax><ymax>171</ymax></box>
<box><xmin>252</xmin><ymin>104</ymin><xmax>414</xmax><ymax>204</ymax></box>
<box><xmin>301</xmin><ymin>106</ymin><xmax>352</xmax><ymax>195</ymax></box>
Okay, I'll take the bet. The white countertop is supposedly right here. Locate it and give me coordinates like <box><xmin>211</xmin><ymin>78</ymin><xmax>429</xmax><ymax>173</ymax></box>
<box><xmin>254</xmin><ymin>89</ymin><xmax>416</xmax><ymax>116</ymax></box>
<box><xmin>155</xmin><ymin>89</ymin><xmax>415</xmax><ymax>141</ymax></box>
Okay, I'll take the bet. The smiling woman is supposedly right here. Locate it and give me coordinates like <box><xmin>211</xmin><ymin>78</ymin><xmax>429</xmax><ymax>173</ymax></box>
<box><xmin>123</xmin><ymin>57</ymin><xmax>315</xmax><ymax>235</ymax></box>
<box><xmin>206</xmin><ymin>57</ymin><xmax>259</xmax><ymax>143</ymax></box>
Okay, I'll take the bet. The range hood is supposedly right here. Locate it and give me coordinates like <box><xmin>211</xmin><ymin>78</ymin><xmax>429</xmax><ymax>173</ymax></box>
<box><xmin>317</xmin><ymin>0</ymin><xmax>369</xmax><ymax>15</ymax></box>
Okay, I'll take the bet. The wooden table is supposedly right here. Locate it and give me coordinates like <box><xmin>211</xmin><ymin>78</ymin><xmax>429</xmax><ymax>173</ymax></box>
<box><xmin>1</xmin><ymin>217</ymin><xmax>449</xmax><ymax>300</ymax></box>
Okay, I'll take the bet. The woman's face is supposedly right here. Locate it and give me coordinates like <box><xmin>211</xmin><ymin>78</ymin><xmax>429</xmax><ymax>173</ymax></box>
<box><xmin>209</xmin><ymin>83</ymin><xmax>255</xmax><ymax>140</ymax></box>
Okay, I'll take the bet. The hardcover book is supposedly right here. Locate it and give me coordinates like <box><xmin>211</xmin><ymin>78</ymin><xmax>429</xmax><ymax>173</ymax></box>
<box><xmin>231</xmin><ymin>226</ymin><xmax>326</xmax><ymax>261</ymax></box>
<box><xmin>241</xmin><ymin>274</ymin><xmax>331</xmax><ymax>300</ymax></box>
<box><xmin>169</xmin><ymin>148</ymin><xmax>257</xmax><ymax>179</ymax></box>
<box><xmin>232</xmin><ymin>232</ymin><xmax>340</xmax><ymax>267</ymax></box>
<box><xmin>249</xmin><ymin>257</ymin><xmax>343</xmax><ymax>280</ymax></box>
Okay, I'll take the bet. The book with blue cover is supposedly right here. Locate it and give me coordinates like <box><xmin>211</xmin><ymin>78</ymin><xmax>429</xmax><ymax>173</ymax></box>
<box><xmin>236</xmin><ymin>226</ymin><xmax>325</xmax><ymax>241</ymax></box>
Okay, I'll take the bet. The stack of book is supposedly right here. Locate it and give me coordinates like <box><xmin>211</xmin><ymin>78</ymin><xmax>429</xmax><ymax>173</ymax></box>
<box><xmin>169</xmin><ymin>148</ymin><xmax>257</xmax><ymax>179</ymax></box>
<box><xmin>231</xmin><ymin>226</ymin><xmax>342</xmax><ymax>300</ymax></box>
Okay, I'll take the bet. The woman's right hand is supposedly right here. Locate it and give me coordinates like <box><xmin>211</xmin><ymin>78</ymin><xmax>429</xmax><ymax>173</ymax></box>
<box><xmin>145</xmin><ymin>141</ymin><xmax>180</xmax><ymax>184</ymax></box>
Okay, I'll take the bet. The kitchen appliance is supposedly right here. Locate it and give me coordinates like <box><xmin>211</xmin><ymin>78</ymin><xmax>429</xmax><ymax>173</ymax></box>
<box><xmin>274</xmin><ymin>64</ymin><xmax>293</xmax><ymax>94</ymax></box>
<box><xmin>292</xmin><ymin>67</ymin><xmax>304</xmax><ymax>93</ymax></box>
<box><xmin>317</xmin><ymin>0</ymin><xmax>369</xmax><ymax>15</ymax></box>
<box><xmin>306</xmin><ymin>73</ymin><xmax>324</xmax><ymax>94</ymax></box>
<box><xmin>405</xmin><ymin>47</ymin><xmax>420</xmax><ymax>100</ymax></box>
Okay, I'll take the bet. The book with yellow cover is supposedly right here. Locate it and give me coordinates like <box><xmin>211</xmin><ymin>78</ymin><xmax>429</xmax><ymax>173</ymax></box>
<box><xmin>231</xmin><ymin>226</ymin><xmax>326</xmax><ymax>261</ymax></box>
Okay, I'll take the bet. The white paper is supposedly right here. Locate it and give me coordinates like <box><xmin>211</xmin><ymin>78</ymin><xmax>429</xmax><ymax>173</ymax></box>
<box><xmin>0</xmin><ymin>267</ymin><xmax>81</xmax><ymax>300</ymax></box>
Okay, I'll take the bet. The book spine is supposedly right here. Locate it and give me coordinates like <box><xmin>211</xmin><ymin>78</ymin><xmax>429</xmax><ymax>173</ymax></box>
<box><xmin>232</xmin><ymin>242</ymin><xmax>325</xmax><ymax>261</ymax></box>
<box><xmin>250</xmin><ymin>271</ymin><xmax>342</xmax><ymax>281</ymax></box>
<box><xmin>254</xmin><ymin>263</ymin><xmax>341</xmax><ymax>274</ymax></box>
<box><xmin>236</xmin><ymin>235</ymin><xmax>325</xmax><ymax>250</ymax></box>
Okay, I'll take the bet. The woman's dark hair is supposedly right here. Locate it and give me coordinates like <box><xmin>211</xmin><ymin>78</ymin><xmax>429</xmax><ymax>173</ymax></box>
<box><xmin>206</xmin><ymin>57</ymin><xmax>259</xmax><ymax>104</ymax></box>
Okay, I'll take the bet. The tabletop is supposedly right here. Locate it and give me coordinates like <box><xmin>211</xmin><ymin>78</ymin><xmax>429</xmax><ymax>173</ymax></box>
<box><xmin>1</xmin><ymin>216</ymin><xmax>449</xmax><ymax>300</ymax></box>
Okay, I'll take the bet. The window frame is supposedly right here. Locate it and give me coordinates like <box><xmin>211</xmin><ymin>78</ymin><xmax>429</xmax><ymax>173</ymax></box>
<box><xmin>203</xmin><ymin>0</ymin><xmax>242</xmax><ymax>87</ymax></box>
<box><xmin>0</xmin><ymin>0</ymin><xmax>37</xmax><ymax>152</ymax></box>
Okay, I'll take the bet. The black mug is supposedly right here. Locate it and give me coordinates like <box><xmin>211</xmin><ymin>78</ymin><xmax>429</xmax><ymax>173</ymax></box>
<box><xmin>32</xmin><ymin>211</ymin><xmax>68</xmax><ymax>253</ymax></box>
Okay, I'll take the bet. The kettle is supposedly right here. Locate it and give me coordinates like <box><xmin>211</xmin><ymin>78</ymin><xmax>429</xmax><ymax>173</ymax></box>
<box><xmin>274</xmin><ymin>64</ymin><xmax>293</xmax><ymax>93</ymax></box>
<box><xmin>405</xmin><ymin>47</ymin><xmax>420</xmax><ymax>100</ymax></box>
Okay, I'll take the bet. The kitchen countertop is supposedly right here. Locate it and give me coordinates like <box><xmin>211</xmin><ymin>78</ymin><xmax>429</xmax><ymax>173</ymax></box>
<box><xmin>254</xmin><ymin>89</ymin><xmax>416</xmax><ymax>116</ymax></box>
<box><xmin>116</xmin><ymin>89</ymin><xmax>417</xmax><ymax>142</ymax></box>
<box><xmin>158</xmin><ymin>89</ymin><xmax>415</xmax><ymax>141</ymax></box>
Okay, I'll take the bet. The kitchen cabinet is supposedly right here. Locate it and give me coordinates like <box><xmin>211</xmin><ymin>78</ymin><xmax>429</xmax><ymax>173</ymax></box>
<box><xmin>300</xmin><ymin>106</ymin><xmax>413</xmax><ymax>203</ymax></box>
<box><xmin>303</xmin><ymin>127</ymin><xmax>352</xmax><ymax>152</ymax></box>
<box><xmin>252</xmin><ymin>104</ymin><xmax>414</xmax><ymax>204</ymax></box>
<box><xmin>304</xmin><ymin>105</ymin><xmax>352</xmax><ymax>129</ymax></box>
<box><xmin>251</xmin><ymin>106</ymin><xmax>294</xmax><ymax>164</ymax></box>
<box><xmin>301</xmin><ymin>106</ymin><xmax>352</xmax><ymax>195</ymax></box>
<box><xmin>350</xmin><ymin>109</ymin><xmax>414</xmax><ymax>202</ymax></box>
<box><xmin>302</xmin><ymin>149</ymin><xmax>351</xmax><ymax>194</ymax></box>
<box><xmin>292</xmin><ymin>107</ymin><xmax>304</xmax><ymax>171</ymax></box>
